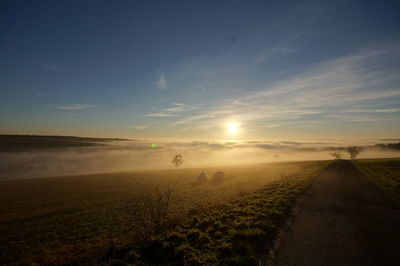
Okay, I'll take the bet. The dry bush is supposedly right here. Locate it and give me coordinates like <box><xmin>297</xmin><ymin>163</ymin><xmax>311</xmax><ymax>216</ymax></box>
<box><xmin>134</xmin><ymin>154</ymin><xmax>184</xmax><ymax>239</ymax></box>
<box><xmin>136</xmin><ymin>179</ymin><xmax>179</xmax><ymax>237</ymax></box>
<box><xmin>101</xmin><ymin>154</ymin><xmax>184</xmax><ymax>262</ymax></box>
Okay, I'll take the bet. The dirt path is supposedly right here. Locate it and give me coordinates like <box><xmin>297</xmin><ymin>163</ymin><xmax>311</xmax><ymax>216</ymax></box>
<box><xmin>269</xmin><ymin>160</ymin><xmax>400</xmax><ymax>266</ymax></box>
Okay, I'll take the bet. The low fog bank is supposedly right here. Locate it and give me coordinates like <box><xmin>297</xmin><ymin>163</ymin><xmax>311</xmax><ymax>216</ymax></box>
<box><xmin>0</xmin><ymin>140</ymin><xmax>399</xmax><ymax>180</ymax></box>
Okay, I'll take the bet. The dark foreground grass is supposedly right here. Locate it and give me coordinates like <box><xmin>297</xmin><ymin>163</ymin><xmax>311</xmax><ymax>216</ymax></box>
<box><xmin>355</xmin><ymin>158</ymin><xmax>400</xmax><ymax>203</ymax></box>
<box><xmin>108</xmin><ymin>162</ymin><xmax>329</xmax><ymax>265</ymax></box>
<box><xmin>0</xmin><ymin>161</ymin><xmax>328</xmax><ymax>265</ymax></box>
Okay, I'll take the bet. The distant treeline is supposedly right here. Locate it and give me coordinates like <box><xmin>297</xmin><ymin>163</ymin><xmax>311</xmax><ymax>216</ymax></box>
<box><xmin>374</xmin><ymin>143</ymin><xmax>400</xmax><ymax>150</ymax></box>
<box><xmin>296</xmin><ymin>143</ymin><xmax>400</xmax><ymax>152</ymax></box>
<box><xmin>0</xmin><ymin>135</ymin><xmax>129</xmax><ymax>152</ymax></box>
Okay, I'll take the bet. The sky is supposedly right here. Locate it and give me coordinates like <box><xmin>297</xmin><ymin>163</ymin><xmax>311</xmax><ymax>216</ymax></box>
<box><xmin>1</xmin><ymin>0</ymin><xmax>400</xmax><ymax>141</ymax></box>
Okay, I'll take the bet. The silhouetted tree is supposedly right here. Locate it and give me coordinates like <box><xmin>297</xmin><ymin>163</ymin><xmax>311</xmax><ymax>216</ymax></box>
<box><xmin>172</xmin><ymin>153</ymin><xmax>184</xmax><ymax>168</ymax></box>
<box><xmin>330</xmin><ymin>152</ymin><xmax>342</xmax><ymax>160</ymax></box>
<box><xmin>346</xmin><ymin>146</ymin><xmax>363</xmax><ymax>160</ymax></box>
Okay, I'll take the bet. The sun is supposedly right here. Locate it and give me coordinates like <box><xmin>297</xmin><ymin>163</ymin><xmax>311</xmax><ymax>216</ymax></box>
<box><xmin>226</xmin><ymin>122</ymin><xmax>240</xmax><ymax>137</ymax></box>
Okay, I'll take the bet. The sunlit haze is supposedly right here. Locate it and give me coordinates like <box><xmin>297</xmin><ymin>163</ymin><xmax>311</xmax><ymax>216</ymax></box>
<box><xmin>1</xmin><ymin>0</ymin><xmax>399</xmax><ymax>142</ymax></box>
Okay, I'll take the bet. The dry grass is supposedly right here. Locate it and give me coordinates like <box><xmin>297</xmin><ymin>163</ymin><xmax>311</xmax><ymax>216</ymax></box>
<box><xmin>123</xmin><ymin>162</ymin><xmax>329</xmax><ymax>265</ymax></box>
<box><xmin>0</xmin><ymin>160</ymin><xmax>328</xmax><ymax>264</ymax></box>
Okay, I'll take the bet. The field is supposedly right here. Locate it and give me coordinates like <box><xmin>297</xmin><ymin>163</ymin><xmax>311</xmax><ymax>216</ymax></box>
<box><xmin>2</xmin><ymin>157</ymin><xmax>398</xmax><ymax>265</ymax></box>
<box><xmin>0</xmin><ymin>161</ymin><xmax>328</xmax><ymax>265</ymax></box>
<box><xmin>124</xmin><ymin>167</ymin><xmax>325</xmax><ymax>265</ymax></box>
<box><xmin>355</xmin><ymin>158</ymin><xmax>400</xmax><ymax>203</ymax></box>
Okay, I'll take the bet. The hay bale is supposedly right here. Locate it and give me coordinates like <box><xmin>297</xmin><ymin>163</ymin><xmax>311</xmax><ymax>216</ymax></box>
<box><xmin>197</xmin><ymin>171</ymin><xmax>209</xmax><ymax>183</ymax></box>
<box><xmin>213</xmin><ymin>171</ymin><xmax>226</xmax><ymax>183</ymax></box>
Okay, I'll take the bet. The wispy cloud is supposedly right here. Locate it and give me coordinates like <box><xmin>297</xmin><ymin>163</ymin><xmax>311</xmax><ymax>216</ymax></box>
<box><xmin>155</xmin><ymin>73</ymin><xmax>168</xmax><ymax>89</ymax></box>
<box><xmin>130</xmin><ymin>125</ymin><xmax>147</xmax><ymax>130</ymax></box>
<box><xmin>343</xmin><ymin>108</ymin><xmax>400</xmax><ymax>113</ymax></box>
<box><xmin>144</xmin><ymin>103</ymin><xmax>201</xmax><ymax>117</ymax></box>
<box><xmin>144</xmin><ymin>112</ymin><xmax>173</xmax><ymax>117</ymax></box>
<box><xmin>328</xmin><ymin>114</ymin><xmax>381</xmax><ymax>123</ymax></box>
<box><xmin>53</xmin><ymin>104</ymin><xmax>95</xmax><ymax>110</ymax></box>
<box><xmin>164</xmin><ymin>103</ymin><xmax>201</xmax><ymax>113</ymax></box>
<box><xmin>163</xmin><ymin>103</ymin><xmax>187</xmax><ymax>113</ymax></box>
<box><xmin>165</xmin><ymin>44</ymin><xmax>400</xmax><ymax>131</ymax></box>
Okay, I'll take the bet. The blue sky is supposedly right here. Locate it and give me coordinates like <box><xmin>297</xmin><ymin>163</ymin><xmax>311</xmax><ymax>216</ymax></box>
<box><xmin>1</xmin><ymin>0</ymin><xmax>399</xmax><ymax>140</ymax></box>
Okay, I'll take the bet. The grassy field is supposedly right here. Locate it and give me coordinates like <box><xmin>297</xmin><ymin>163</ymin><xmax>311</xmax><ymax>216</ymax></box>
<box><xmin>355</xmin><ymin>158</ymin><xmax>400</xmax><ymax>203</ymax></box>
<box><xmin>0</xmin><ymin>160</ymin><xmax>328</xmax><ymax>265</ymax></box>
<box><xmin>121</xmin><ymin>165</ymin><xmax>328</xmax><ymax>265</ymax></box>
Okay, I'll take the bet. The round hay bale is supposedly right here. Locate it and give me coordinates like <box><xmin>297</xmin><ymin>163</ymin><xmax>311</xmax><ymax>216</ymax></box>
<box><xmin>213</xmin><ymin>171</ymin><xmax>226</xmax><ymax>183</ymax></box>
<box><xmin>197</xmin><ymin>171</ymin><xmax>209</xmax><ymax>183</ymax></box>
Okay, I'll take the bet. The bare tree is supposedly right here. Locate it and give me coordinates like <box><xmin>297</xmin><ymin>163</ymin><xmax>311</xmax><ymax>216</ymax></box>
<box><xmin>346</xmin><ymin>146</ymin><xmax>363</xmax><ymax>160</ymax></box>
<box><xmin>172</xmin><ymin>153</ymin><xmax>184</xmax><ymax>168</ymax></box>
<box><xmin>330</xmin><ymin>152</ymin><xmax>342</xmax><ymax>160</ymax></box>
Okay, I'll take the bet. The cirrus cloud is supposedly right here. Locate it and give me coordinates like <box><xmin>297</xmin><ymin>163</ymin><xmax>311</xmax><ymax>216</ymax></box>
<box><xmin>53</xmin><ymin>104</ymin><xmax>96</xmax><ymax>111</ymax></box>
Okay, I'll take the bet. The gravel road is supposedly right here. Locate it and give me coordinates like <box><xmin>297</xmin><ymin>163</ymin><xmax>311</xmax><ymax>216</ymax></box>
<box><xmin>269</xmin><ymin>160</ymin><xmax>400</xmax><ymax>266</ymax></box>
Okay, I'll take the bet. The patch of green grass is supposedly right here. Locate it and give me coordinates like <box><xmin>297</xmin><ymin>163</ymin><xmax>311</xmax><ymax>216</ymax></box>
<box><xmin>116</xmin><ymin>162</ymin><xmax>329</xmax><ymax>265</ymax></box>
<box><xmin>355</xmin><ymin>158</ymin><xmax>400</xmax><ymax>202</ymax></box>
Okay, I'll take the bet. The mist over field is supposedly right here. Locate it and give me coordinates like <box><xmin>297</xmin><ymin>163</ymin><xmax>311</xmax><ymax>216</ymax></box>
<box><xmin>1</xmin><ymin>1</ymin><xmax>400</xmax><ymax>264</ymax></box>
<box><xmin>1</xmin><ymin>139</ymin><xmax>399</xmax><ymax>180</ymax></box>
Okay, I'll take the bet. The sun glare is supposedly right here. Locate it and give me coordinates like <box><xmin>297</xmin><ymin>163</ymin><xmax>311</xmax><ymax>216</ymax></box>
<box><xmin>226</xmin><ymin>122</ymin><xmax>240</xmax><ymax>137</ymax></box>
